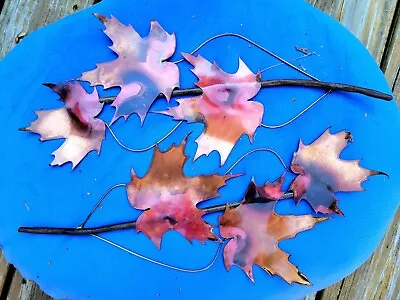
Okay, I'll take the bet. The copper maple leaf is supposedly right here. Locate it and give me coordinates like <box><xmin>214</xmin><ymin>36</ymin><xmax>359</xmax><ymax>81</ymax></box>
<box><xmin>220</xmin><ymin>199</ymin><xmax>327</xmax><ymax>284</ymax></box>
<box><xmin>255</xmin><ymin>174</ymin><xmax>285</xmax><ymax>201</ymax></box>
<box><xmin>159</xmin><ymin>54</ymin><xmax>263</xmax><ymax>165</ymax></box>
<box><xmin>289</xmin><ymin>128</ymin><xmax>386</xmax><ymax>215</ymax></box>
<box><xmin>21</xmin><ymin>82</ymin><xmax>105</xmax><ymax>168</ymax></box>
<box><xmin>126</xmin><ymin>141</ymin><xmax>236</xmax><ymax>248</ymax></box>
<box><xmin>80</xmin><ymin>14</ymin><xmax>179</xmax><ymax>124</ymax></box>
<box><xmin>244</xmin><ymin>175</ymin><xmax>285</xmax><ymax>204</ymax></box>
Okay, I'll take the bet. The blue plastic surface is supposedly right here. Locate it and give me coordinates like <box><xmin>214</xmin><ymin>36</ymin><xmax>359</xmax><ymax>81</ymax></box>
<box><xmin>0</xmin><ymin>0</ymin><xmax>399</xmax><ymax>299</ymax></box>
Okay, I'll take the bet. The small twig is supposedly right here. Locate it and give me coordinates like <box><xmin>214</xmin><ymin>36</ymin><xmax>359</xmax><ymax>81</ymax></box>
<box><xmin>99</xmin><ymin>79</ymin><xmax>392</xmax><ymax>104</ymax></box>
<box><xmin>18</xmin><ymin>192</ymin><xmax>294</xmax><ymax>235</ymax></box>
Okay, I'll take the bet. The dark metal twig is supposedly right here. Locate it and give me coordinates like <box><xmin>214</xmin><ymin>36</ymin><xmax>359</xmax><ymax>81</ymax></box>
<box><xmin>99</xmin><ymin>79</ymin><xmax>392</xmax><ymax>104</ymax></box>
<box><xmin>18</xmin><ymin>192</ymin><xmax>294</xmax><ymax>235</ymax></box>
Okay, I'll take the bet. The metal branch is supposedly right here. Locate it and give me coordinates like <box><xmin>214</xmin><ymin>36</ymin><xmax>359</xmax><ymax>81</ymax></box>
<box><xmin>18</xmin><ymin>192</ymin><xmax>294</xmax><ymax>236</ymax></box>
<box><xmin>99</xmin><ymin>79</ymin><xmax>393</xmax><ymax>104</ymax></box>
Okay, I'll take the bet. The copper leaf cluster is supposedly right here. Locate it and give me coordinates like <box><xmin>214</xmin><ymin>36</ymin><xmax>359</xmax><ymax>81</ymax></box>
<box><xmin>19</xmin><ymin>14</ymin><xmax>389</xmax><ymax>286</ymax></box>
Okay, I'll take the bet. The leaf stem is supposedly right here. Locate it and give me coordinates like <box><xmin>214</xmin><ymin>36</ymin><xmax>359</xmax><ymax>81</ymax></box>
<box><xmin>18</xmin><ymin>192</ymin><xmax>294</xmax><ymax>235</ymax></box>
<box><xmin>99</xmin><ymin>79</ymin><xmax>392</xmax><ymax>104</ymax></box>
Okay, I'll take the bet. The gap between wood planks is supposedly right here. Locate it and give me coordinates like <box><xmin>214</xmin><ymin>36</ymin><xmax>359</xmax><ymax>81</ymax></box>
<box><xmin>380</xmin><ymin>1</ymin><xmax>400</xmax><ymax>66</ymax></box>
<box><xmin>0</xmin><ymin>0</ymin><xmax>399</xmax><ymax>299</ymax></box>
<box><xmin>0</xmin><ymin>0</ymin><xmax>5</xmax><ymax>15</ymax></box>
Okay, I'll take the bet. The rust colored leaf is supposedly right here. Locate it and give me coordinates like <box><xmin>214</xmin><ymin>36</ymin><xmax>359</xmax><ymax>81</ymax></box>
<box><xmin>80</xmin><ymin>14</ymin><xmax>179</xmax><ymax>124</ymax></box>
<box><xmin>22</xmin><ymin>82</ymin><xmax>105</xmax><ymax>168</ymax></box>
<box><xmin>220</xmin><ymin>199</ymin><xmax>326</xmax><ymax>284</ymax></box>
<box><xmin>126</xmin><ymin>141</ymin><xmax>236</xmax><ymax>248</ymax></box>
<box><xmin>290</xmin><ymin>128</ymin><xmax>386</xmax><ymax>215</ymax></box>
<box><xmin>160</xmin><ymin>54</ymin><xmax>263</xmax><ymax>165</ymax></box>
<box><xmin>219</xmin><ymin>197</ymin><xmax>327</xmax><ymax>285</ymax></box>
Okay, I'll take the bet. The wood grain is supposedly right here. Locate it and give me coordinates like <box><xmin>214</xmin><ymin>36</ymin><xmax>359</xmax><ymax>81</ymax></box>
<box><xmin>309</xmin><ymin>0</ymin><xmax>399</xmax><ymax>64</ymax></box>
<box><xmin>0</xmin><ymin>0</ymin><xmax>399</xmax><ymax>299</ymax></box>
<box><xmin>381</xmin><ymin>5</ymin><xmax>400</xmax><ymax>89</ymax></box>
<box><xmin>0</xmin><ymin>251</ymin><xmax>11</xmax><ymax>294</ymax></box>
<box><xmin>6</xmin><ymin>271</ymin><xmax>52</xmax><ymax>300</ymax></box>
<box><xmin>0</xmin><ymin>0</ymin><xmax>94</xmax><ymax>59</ymax></box>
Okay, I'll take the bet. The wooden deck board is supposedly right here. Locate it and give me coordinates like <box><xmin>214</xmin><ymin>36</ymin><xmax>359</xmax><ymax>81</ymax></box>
<box><xmin>0</xmin><ymin>251</ymin><xmax>11</xmax><ymax>296</ymax></box>
<box><xmin>381</xmin><ymin>4</ymin><xmax>400</xmax><ymax>89</ymax></box>
<box><xmin>0</xmin><ymin>0</ymin><xmax>93</xmax><ymax>59</ymax></box>
<box><xmin>0</xmin><ymin>0</ymin><xmax>398</xmax><ymax>299</ymax></box>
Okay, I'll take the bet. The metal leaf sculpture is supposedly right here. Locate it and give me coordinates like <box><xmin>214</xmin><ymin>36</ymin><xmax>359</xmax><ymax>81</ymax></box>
<box><xmin>254</xmin><ymin>174</ymin><xmax>285</xmax><ymax>201</ymax></box>
<box><xmin>15</xmin><ymin>18</ymin><xmax>394</xmax><ymax>290</ymax></box>
<box><xmin>80</xmin><ymin>14</ymin><xmax>179</xmax><ymax>124</ymax></box>
<box><xmin>219</xmin><ymin>197</ymin><xmax>327</xmax><ymax>284</ymax></box>
<box><xmin>159</xmin><ymin>53</ymin><xmax>263</xmax><ymax>165</ymax></box>
<box><xmin>289</xmin><ymin>128</ymin><xmax>386</xmax><ymax>215</ymax></box>
<box><xmin>126</xmin><ymin>140</ymin><xmax>236</xmax><ymax>248</ymax></box>
<box><xmin>22</xmin><ymin>82</ymin><xmax>105</xmax><ymax>168</ymax></box>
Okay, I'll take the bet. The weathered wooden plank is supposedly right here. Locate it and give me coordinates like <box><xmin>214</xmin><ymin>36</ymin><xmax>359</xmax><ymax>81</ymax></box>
<box><xmin>0</xmin><ymin>1</ymin><xmax>94</xmax><ymax>299</ymax></box>
<box><xmin>394</xmin><ymin>74</ymin><xmax>400</xmax><ymax>105</ymax></box>
<box><xmin>308</xmin><ymin>0</ymin><xmax>345</xmax><ymax>20</ymax></box>
<box><xmin>0</xmin><ymin>251</ymin><xmax>11</xmax><ymax>294</ymax></box>
<box><xmin>0</xmin><ymin>0</ymin><xmax>398</xmax><ymax>299</ymax></box>
<box><xmin>6</xmin><ymin>271</ymin><xmax>52</xmax><ymax>300</ymax></box>
<box><xmin>308</xmin><ymin>0</ymin><xmax>399</xmax><ymax>65</ymax></box>
<box><xmin>0</xmin><ymin>0</ymin><xmax>94</xmax><ymax>59</ymax></box>
<box><xmin>341</xmin><ymin>0</ymin><xmax>398</xmax><ymax>63</ymax></box>
<box><xmin>7</xmin><ymin>271</ymin><xmax>24</xmax><ymax>300</ymax></box>
<box><xmin>381</xmin><ymin>5</ymin><xmax>400</xmax><ymax>89</ymax></box>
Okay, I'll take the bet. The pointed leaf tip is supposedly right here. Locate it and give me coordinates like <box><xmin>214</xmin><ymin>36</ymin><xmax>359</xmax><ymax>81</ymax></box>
<box><xmin>80</xmin><ymin>15</ymin><xmax>179</xmax><ymax>124</ymax></box>
<box><xmin>127</xmin><ymin>141</ymin><xmax>233</xmax><ymax>247</ymax></box>
<box><xmin>42</xmin><ymin>82</ymin><xmax>57</xmax><ymax>89</ymax></box>
<box><xmin>23</xmin><ymin>82</ymin><xmax>105</xmax><ymax>168</ymax></box>
<box><xmin>220</xmin><ymin>201</ymin><xmax>317</xmax><ymax>284</ymax></box>
<box><xmin>289</xmin><ymin>128</ymin><xmax>386</xmax><ymax>215</ymax></box>
<box><xmin>163</xmin><ymin>55</ymin><xmax>263</xmax><ymax>165</ymax></box>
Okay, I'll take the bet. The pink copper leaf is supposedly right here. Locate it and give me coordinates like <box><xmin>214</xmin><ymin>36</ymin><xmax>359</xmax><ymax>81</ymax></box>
<box><xmin>22</xmin><ymin>82</ymin><xmax>105</xmax><ymax>168</ymax></box>
<box><xmin>255</xmin><ymin>174</ymin><xmax>285</xmax><ymax>201</ymax></box>
<box><xmin>289</xmin><ymin>128</ymin><xmax>386</xmax><ymax>215</ymax></box>
<box><xmin>220</xmin><ymin>200</ymin><xmax>327</xmax><ymax>284</ymax></box>
<box><xmin>126</xmin><ymin>141</ymin><xmax>237</xmax><ymax>248</ymax></box>
<box><xmin>159</xmin><ymin>54</ymin><xmax>263</xmax><ymax>165</ymax></box>
<box><xmin>80</xmin><ymin>14</ymin><xmax>179</xmax><ymax>124</ymax></box>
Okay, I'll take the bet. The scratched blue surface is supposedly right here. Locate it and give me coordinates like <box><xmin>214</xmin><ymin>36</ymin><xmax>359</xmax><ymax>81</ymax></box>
<box><xmin>0</xmin><ymin>0</ymin><xmax>399</xmax><ymax>299</ymax></box>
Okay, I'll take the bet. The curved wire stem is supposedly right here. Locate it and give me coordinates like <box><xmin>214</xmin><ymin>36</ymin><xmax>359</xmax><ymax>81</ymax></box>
<box><xmin>261</xmin><ymin>91</ymin><xmax>331</xmax><ymax>129</ymax></box>
<box><xmin>92</xmin><ymin>234</ymin><xmax>225</xmax><ymax>273</ymax></box>
<box><xmin>76</xmin><ymin>181</ymin><xmax>224</xmax><ymax>273</ymax></box>
<box><xmin>170</xmin><ymin>33</ymin><xmax>318</xmax><ymax>80</ymax></box>
<box><xmin>105</xmin><ymin>121</ymin><xmax>183</xmax><ymax>153</ymax></box>
<box><xmin>260</xmin><ymin>53</ymin><xmax>314</xmax><ymax>73</ymax></box>
<box><xmin>225</xmin><ymin>148</ymin><xmax>289</xmax><ymax>175</ymax></box>
<box><xmin>78</xmin><ymin>183</ymin><xmax>127</xmax><ymax>229</ymax></box>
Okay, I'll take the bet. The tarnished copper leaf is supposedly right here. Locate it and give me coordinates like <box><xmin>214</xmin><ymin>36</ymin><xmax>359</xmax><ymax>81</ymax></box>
<box><xmin>220</xmin><ymin>200</ymin><xmax>326</xmax><ymax>284</ymax></box>
<box><xmin>22</xmin><ymin>82</ymin><xmax>105</xmax><ymax>168</ymax></box>
<box><xmin>80</xmin><ymin>14</ymin><xmax>179</xmax><ymax>124</ymax></box>
<box><xmin>255</xmin><ymin>174</ymin><xmax>285</xmax><ymax>201</ymax></box>
<box><xmin>126</xmin><ymin>141</ymin><xmax>236</xmax><ymax>248</ymax></box>
<box><xmin>290</xmin><ymin>128</ymin><xmax>385</xmax><ymax>215</ymax></box>
<box><xmin>159</xmin><ymin>54</ymin><xmax>263</xmax><ymax>165</ymax></box>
